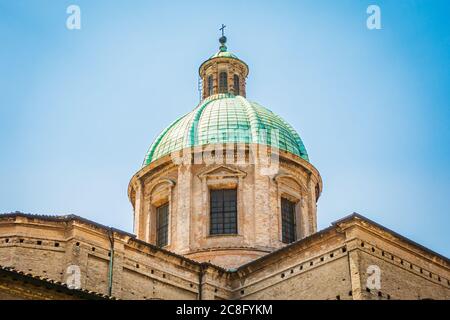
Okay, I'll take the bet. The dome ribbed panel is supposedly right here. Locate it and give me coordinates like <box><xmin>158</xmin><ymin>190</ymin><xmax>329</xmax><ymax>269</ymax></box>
<box><xmin>143</xmin><ymin>94</ymin><xmax>309</xmax><ymax>166</ymax></box>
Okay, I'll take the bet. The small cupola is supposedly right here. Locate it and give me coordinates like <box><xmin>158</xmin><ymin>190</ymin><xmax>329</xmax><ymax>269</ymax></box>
<box><xmin>199</xmin><ymin>26</ymin><xmax>249</xmax><ymax>99</ymax></box>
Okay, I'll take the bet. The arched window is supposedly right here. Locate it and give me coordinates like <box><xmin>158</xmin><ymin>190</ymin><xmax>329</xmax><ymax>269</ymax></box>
<box><xmin>210</xmin><ymin>189</ymin><xmax>237</xmax><ymax>235</ymax></box>
<box><xmin>207</xmin><ymin>75</ymin><xmax>213</xmax><ymax>96</ymax></box>
<box><xmin>233</xmin><ymin>75</ymin><xmax>240</xmax><ymax>95</ymax></box>
<box><xmin>219</xmin><ymin>72</ymin><xmax>228</xmax><ymax>93</ymax></box>
<box><xmin>281</xmin><ymin>198</ymin><xmax>296</xmax><ymax>243</ymax></box>
<box><xmin>156</xmin><ymin>203</ymin><xmax>169</xmax><ymax>247</ymax></box>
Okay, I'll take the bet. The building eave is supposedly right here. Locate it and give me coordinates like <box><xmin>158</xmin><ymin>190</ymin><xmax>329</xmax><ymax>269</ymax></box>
<box><xmin>0</xmin><ymin>212</ymin><xmax>227</xmax><ymax>273</ymax></box>
<box><xmin>235</xmin><ymin>213</ymin><xmax>450</xmax><ymax>273</ymax></box>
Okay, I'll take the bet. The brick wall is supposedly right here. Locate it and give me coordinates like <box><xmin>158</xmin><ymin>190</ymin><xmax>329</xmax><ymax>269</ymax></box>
<box><xmin>0</xmin><ymin>213</ymin><xmax>448</xmax><ymax>300</ymax></box>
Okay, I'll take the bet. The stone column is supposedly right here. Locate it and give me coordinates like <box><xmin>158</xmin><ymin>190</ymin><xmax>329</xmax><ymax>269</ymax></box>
<box><xmin>237</xmin><ymin>176</ymin><xmax>245</xmax><ymax>235</ymax></box>
<box><xmin>198</xmin><ymin>176</ymin><xmax>208</xmax><ymax>248</ymax></box>
<box><xmin>348</xmin><ymin>246</ymin><xmax>364</xmax><ymax>300</ymax></box>
<box><xmin>201</xmin><ymin>71</ymin><xmax>207</xmax><ymax>100</ymax></box>
<box><xmin>110</xmin><ymin>239</ymin><xmax>124</xmax><ymax>299</ymax></box>
<box><xmin>307</xmin><ymin>174</ymin><xmax>318</xmax><ymax>235</ymax></box>
<box><xmin>228</xmin><ymin>65</ymin><xmax>235</xmax><ymax>94</ymax></box>
<box><xmin>144</xmin><ymin>203</ymin><xmax>151</xmax><ymax>243</ymax></box>
<box><xmin>199</xmin><ymin>267</ymin><xmax>220</xmax><ymax>300</ymax></box>
<box><xmin>133</xmin><ymin>179</ymin><xmax>144</xmax><ymax>239</ymax></box>
<box><xmin>241</xmin><ymin>67</ymin><xmax>247</xmax><ymax>97</ymax></box>
<box><xmin>300</xmin><ymin>196</ymin><xmax>310</xmax><ymax>239</ymax></box>
<box><xmin>212</xmin><ymin>63</ymin><xmax>218</xmax><ymax>95</ymax></box>
<box><xmin>177</xmin><ymin>164</ymin><xmax>192</xmax><ymax>253</ymax></box>
<box><xmin>167</xmin><ymin>183</ymin><xmax>175</xmax><ymax>247</ymax></box>
<box><xmin>253</xmin><ymin>164</ymin><xmax>271</xmax><ymax>247</ymax></box>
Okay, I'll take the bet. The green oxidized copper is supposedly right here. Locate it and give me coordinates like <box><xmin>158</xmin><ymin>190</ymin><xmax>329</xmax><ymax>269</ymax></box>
<box><xmin>209</xmin><ymin>50</ymin><xmax>238</xmax><ymax>59</ymax></box>
<box><xmin>143</xmin><ymin>94</ymin><xmax>309</xmax><ymax>166</ymax></box>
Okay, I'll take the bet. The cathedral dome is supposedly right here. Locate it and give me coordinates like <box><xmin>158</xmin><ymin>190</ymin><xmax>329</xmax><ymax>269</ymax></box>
<box><xmin>130</xmin><ymin>31</ymin><xmax>322</xmax><ymax>268</ymax></box>
<box><xmin>143</xmin><ymin>93</ymin><xmax>309</xmax><ymax>166</ymax></box>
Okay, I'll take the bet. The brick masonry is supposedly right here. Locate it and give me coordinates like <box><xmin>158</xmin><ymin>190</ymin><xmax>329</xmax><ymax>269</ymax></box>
<box><xmin>0</xmin><ymin>213</ymin><xmax>448</xmax><ymax>300</ymax></box>
<box><xmin>128</xmin><ymin>147</ymin><xmax>322</xmax><ymax>268</ymax></box>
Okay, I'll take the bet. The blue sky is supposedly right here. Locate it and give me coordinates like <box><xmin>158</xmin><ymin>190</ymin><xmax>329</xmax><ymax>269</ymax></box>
<box><xmin>0</xmin><ymin>0</ymin><xmax>449</xmax><ymax>256</ymax></box>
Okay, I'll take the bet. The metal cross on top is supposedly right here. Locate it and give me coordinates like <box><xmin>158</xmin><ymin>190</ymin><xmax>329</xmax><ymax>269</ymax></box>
<box><xmin>220</xmin><ymin>24</ymin><xmax>226</xmax><ymax>36</ymax></box>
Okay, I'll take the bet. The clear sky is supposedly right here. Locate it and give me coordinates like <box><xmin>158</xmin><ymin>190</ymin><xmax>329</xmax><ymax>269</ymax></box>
<box><xmin>0</xmin><ymin>0</ymin><xmax>449</xmax><ymax>256</ymax></box>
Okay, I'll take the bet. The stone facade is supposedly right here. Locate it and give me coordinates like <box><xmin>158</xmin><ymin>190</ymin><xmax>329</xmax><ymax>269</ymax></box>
<box><xmin>200</xmin><ymin>57</ymin><xmax>248</xmax><ymax>99</ymax></box>
<box><xmin>129</xmin><ymin>37</ymin><xmax>321</xmax><ymax>269</ymax></box>
<box><xmin>199</xmin><ymin>40</ymin><xmax>248</xmax><ymax>99</ymax></box>
<box><xmin>235</xmin><ymin>215</ymin><xmax>450</xmax><ymax>300</ymax></box>
<box><xmin>0</xmin><ymin>212</ymin><xmax>448</xmax><ymax>300</ymax></box>
<box><xmin>128</xmin><ymin>147</ymin><xmax>322</xmax><ymax>268</ymax></box>
<box><xmin>0</xmin><ymin>266</ymin><xmax>112</xmax><ymax>300</ymax></box>
<box><xmin>1</xmin><ymin>37</ymin><xmax>449</xmax><ymax>301</ymax></box>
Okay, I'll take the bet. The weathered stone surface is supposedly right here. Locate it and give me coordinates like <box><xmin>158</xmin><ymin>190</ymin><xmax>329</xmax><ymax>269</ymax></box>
<box><xmin>128</xmin><ymin>147</ymin><xmax>322</xmax><ymax>268</ymax></box>
<box><xmin>0</xmin><ymin>213</ymin><xmax>448</xmax><ymax>300</ymax></box>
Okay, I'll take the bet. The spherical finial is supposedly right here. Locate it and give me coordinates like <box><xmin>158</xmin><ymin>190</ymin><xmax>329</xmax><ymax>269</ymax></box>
<box><xmin>219</xmin><ymin>24</ymin><xmax>227</xmax><ymax>51</ymax></box>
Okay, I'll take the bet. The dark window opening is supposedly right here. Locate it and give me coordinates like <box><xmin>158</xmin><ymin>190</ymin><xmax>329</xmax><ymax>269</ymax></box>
<box><xmin>219</xmin><ymin>72</ymin><xmax>228</xmax><ymax>93</ymax></box>
<box><xmin>233</xmin><ymin>74</ymin><xmax>240</xmax><ymax>95</ymax></box>
<box><xmin>210</xmin><ymin>189</ymin><xmax>237</xmax><ymax>235</ymax></box>
<box><xmin>156</xmin><ymin>203</ymin><xmax>169</xmax><ymax>247</ymax></box>
<box><xmin>207</xmin><ymin>75</ymin><xmax>213</xmax><ymax>96</ymax></box>
<box><xmin>281</xmin><ymin>198</ymin><xmax>296</xmax><ymax>244</ymax></box>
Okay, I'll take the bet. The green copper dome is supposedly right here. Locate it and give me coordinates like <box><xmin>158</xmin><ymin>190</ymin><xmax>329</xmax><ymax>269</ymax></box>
<box><xmin>210</xmin><ymin>50</ymin><xmax>239</xmax><ymax>59</ymax></box>
<box><xmin>143</xmin><ymin>94</ymin><xmax>309</xmax><ymax>166</ymax></box>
